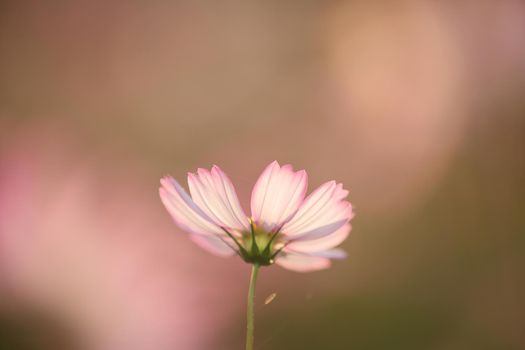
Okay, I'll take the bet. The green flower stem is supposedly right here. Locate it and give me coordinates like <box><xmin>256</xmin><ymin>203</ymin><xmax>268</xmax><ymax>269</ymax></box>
<box><xmin>246</xmin><ymin>263</ymin><xmax>260</xmax><ymax>350</ymax></box>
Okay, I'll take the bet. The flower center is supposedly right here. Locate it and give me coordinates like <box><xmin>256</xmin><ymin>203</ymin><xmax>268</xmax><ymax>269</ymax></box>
<box><xmin>239</xmin><ymin>226</ymin><xmax>279</xmax><ymax>266</ymax></box>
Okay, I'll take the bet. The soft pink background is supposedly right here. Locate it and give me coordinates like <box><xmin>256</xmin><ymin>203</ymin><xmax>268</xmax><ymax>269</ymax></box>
<box><xmin>1</xmin><ymin>1</ymin><xmax>524</xmax><ymax>349</ymax></box>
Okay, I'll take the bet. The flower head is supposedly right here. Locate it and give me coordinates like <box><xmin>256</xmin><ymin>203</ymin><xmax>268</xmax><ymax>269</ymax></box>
<box><xmin>159</xmin><ymin>161</ymin><xmax>353</xmax><ymax>272</ymax></box>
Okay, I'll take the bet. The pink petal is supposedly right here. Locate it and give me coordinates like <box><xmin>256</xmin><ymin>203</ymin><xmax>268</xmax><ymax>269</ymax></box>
<box><xmin>250</xmin><ymin>161</ymin><xmax>307</xmax><ymax>231</ymax></box>
<box><xmin>275</xmin><ymin>252</ymin><xmax>331</xmax><ymax>272</ymax></box>
<box><xmin>189</xmin><ymin>234</ymin><xmax>237</xmax><ymax>257</ymax></box>
<box><xmin>188</xmin><ymin>166</ymin><xmax>249</xmax><ymax>231</ymax></box>
<box><xmin>288</xmin><ymin>219</ymin><xmax>348</xmax><ymax>242</ymax></box>
<box><xmin>288</xmin><ymin>248</ymin><xmax>348</xmax><ymax>260</ymax></box>
<box><xmin>310</xmin><ymin>248</ymin><xmax>347</xmax><ymax>259</ymax></box>
<box><xmin>159</xmin><ymin>176</ymin><xmax>223</xmax><ymax>236</ymax></box>
<box><xmin>286</xmin><ymin>223</ymin><xmax>351</xmax><ymax>252</ymax></box>
<box><xmin>282</xmin><ymin>181</ymin><xmax>352</xmax><ymax>241</ymax></box>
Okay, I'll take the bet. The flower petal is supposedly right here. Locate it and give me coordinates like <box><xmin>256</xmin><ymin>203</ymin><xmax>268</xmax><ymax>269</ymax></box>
<box><xmin>189</xmin><ymin>234</ymin><xmax>237</xmax><ymax>257</ymax></box>
<box><xmin>282</xmin><ymin>181</ymin><xmax>352</xmax><ymax>241</ymax></box>
<box><xmin>286</xmin><ymin>247</ymin><xmax>347</xmax><ymax>260</ymax></box>
<box><xmin>159</xmin><ymin>176</ymin><xmax>223</xmax><ymax>236</ymax></box>
<box><xmin>188</xmin><ymin>166</ymin><xmax>249</xmax><ymax>231</ymax></box>
<box><xmin>286</xmin><ymin>223</ymin><xmax>351</xmax><ymax>252</ymax></box>
<box><xmin>275</xmin><ymin>252</ymin><xmax>331</xmax><ymax>272</ymax></box>
<box><xmin>250</xmin><ymin>161</ymin><xmax>307</xmax><ymax>231</ymax></box>
<box><xmin>308</xmin><ymin>248</ymin><xmax>347</xmax><ymax>259</ymax></box>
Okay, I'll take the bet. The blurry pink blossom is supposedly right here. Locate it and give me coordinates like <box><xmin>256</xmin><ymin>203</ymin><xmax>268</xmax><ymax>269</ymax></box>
<box><xmin>323</xmin><ymin>1</ymin><xmax>468</xmax><ymax>214</ymax></box>
<box><xmin>0</xmin><ymin>124</ymin><xmax>241</xmax><ymax>350</ymax></box>
<box><xmin>159</xmin><ymin>161</ymin><xmax>353</xmax><ymax>272</ymax></box>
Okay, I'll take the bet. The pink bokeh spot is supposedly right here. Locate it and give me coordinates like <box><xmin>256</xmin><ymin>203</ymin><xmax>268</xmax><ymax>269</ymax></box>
<box><xmin>0</xmin><ymin>124</ymin><xmax>242</xmax><ymax>350</ymax></box>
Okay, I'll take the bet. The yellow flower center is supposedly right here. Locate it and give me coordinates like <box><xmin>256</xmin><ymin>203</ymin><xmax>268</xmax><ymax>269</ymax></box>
<box><xmin>239</xmin><ymin>225</ymin><xmax>279</xmax><ymax>266</ymax></box>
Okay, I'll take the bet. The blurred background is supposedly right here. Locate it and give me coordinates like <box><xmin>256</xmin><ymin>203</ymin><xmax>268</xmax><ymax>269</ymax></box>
<box><xmin>1</xmin><ymin>0</ymin><xmax>524</xmax><ymax>349</ymax></box>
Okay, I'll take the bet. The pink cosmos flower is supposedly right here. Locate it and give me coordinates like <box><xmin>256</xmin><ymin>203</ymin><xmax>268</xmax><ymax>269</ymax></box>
<box><xmin>159</xmin><ymin>161</ymin><xmax>353</xmax><ymax>272</ymax></box>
